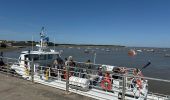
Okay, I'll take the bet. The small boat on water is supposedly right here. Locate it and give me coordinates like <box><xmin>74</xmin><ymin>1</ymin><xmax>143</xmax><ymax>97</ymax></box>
<box><xmin>165</xmin><ymin>54</ymin><xmax>170</xmax><ymax>57</ymax></box>
<box><xmin>106</xmin><ymin>49</ymin><xmax>111</xmax><ymax>52</ymax></box>
<box><xmin>84</xmin><ymin>49</ymin><xmax>90</xmax><ymax>53</ymax></box>
<box><xmin>146</xmin><ymin>49</ymin><xmax>155</xmax><ymax>52</ymax></box>
<box><xmin>137</xmin><ymin>49</ymin><xmax>142</xmax><ymax>52</ymax></box>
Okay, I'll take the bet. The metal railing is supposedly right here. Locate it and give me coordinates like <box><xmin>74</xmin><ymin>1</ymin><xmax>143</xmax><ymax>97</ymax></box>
<box><xmin>0</xmin><ymin>56</ymin><xmax>170</xmax><ymax>100</ymax></box>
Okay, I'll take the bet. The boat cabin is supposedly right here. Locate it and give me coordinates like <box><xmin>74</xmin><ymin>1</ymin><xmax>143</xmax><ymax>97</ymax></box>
<box><xmin>18</xmin><ymin>50</ymin><xmax>60</xmax><ymax>68</ymax></box>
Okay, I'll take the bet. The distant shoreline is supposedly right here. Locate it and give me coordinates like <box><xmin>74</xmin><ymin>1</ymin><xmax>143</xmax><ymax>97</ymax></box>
<box><xmin>56</xmin><ymin>44</ymin><xmax>125</xmax><ymax>47</ymax></box>
<box><xmin>0</xmin><ymin>46</ymin><xmax>25</xmax><ymax>52</ymax></box>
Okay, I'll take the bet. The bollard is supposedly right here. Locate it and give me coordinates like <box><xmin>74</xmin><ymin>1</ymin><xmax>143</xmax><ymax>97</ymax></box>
<box><xmin>25</xmin><ymin>67</ymin><xmax>29</xmax><ymax>76</ymax></box>
<box><xmin>45</xmin><ymin>68</ymin><xmax>49</xmax><ymax>80</ymax></box>
<box><xmin>121</xmin><ymin>75</ymin><xmax>126</xmax><ymax>100</ymax></box>
<box><xmin>66</xmin><ymin>65</ymin><xmax>69</xmax><ymax>93</ymax></box>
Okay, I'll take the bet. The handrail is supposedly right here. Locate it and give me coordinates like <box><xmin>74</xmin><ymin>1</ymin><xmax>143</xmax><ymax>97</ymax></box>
<box><xmin>0</xmin><ymin>56</ymin><xmax>170</xmax><ymax>100</ymax></box>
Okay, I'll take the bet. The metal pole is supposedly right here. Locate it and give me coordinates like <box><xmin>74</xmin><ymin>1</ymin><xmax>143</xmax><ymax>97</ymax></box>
<box><xmin>122</xmin><ymin>75</ymin><xmax>126</xmax><ymax>100</ymax></box>
<box><xmin>7</xmin><ymin>58</ymin><xmax>9</xmax><ymax>76</ymax></box>
<box><xmin>66</xmin><ymin>65</ymin><xmax>69</xmax><ymax>93</ymax></box>
<box><xmin>31</xmin><ymin>59</ymin><xmax>34</xmax><ymax>83</ymax></box>
<box><xmin>94</xmin><ymin>52</ymin><xmax>96</xmax><ymax>64</ymax></box>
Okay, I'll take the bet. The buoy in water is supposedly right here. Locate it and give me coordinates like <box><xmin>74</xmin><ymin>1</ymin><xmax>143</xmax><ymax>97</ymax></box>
<box><xmin>128</xmin><ymin>49</ymin><xmax>137</xmax><ymax>56</ymax></box>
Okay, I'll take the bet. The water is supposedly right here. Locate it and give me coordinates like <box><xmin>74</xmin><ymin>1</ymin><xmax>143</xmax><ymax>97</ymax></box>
<box><xmin>2</xmin><ymin>46</ymin><xmax>170</xmax><ymax>95</ymax></box>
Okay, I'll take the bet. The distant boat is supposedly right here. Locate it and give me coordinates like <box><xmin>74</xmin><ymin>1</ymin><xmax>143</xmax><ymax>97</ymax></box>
<box><xmin>146</xmin><ymin>49</ymin><xmax>155</xmax><ymax>52</ymax></box>
<box><xmin>84</xmin><ymin>49</ymin><xmax>90</xmax><ymax>53</ymax></box>
<box><xmin>106</xmin><ymin>49</ymin><xmax>110</xmax><ymax>52</ymax></box>
<box><xmin>101</xmin><ymin>48</ymin><xmax>105</xmax><ymax>51</ymax></box>
<box><xmin>137</xmin><ymin>49</ymin><xmax>142</xmax><ymax>52</ymax></box>
<box><xmin>163</xmin><ymin>49</ymin><xmax>167</xmax><ymax>52</ymax></box>
<box><xmin>165</xmin><ymin>54</ymin><xmax>170</xmax><ymax>57</ymax></box>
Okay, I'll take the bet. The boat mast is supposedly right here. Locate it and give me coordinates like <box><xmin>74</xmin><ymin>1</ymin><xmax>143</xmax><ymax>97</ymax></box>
<box><xmin>93</xmin><ymin>52</ymin><xmax>96</xmax><ymax>64</ymax></box>
<box><xmin>32</xmin><ymin>35</ymin><xmax>34</xmax><ymax>51</ymax></box>
<box><xmin>37</xmin><ymin>27</ymin><xmax>49</xmax><ymax>52</ymax></box>
<box><xmin>54</xmin><ymin>37</ymin><xmax>55</xmax><ymax>51</ymax></box>
<box><xmin>39</xmin><ymin>27</ymin><xmax>46</xmax><ymax>51</ymax></box>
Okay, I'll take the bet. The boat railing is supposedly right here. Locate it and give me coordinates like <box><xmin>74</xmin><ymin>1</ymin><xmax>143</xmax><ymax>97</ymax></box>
<box><xmin>0</xmin><ymin>57</ymin><xmax>170</xmax><ymax>100</ymax></box>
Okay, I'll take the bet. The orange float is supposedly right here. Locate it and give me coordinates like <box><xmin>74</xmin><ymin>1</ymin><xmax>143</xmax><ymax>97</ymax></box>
<box><xmin>100</xmin><ymin>72</ymin><xmax>112</xmax><ymax>91</ymax></box>
<box><xmin>128</xmin><ymin>49</ymin><xmax>137</xmax><ymax>56</ymax></box>
<box><xmin>100</xmin><ymin>78</ymin><xmax>112</xmax><ymax>91</ymax></box>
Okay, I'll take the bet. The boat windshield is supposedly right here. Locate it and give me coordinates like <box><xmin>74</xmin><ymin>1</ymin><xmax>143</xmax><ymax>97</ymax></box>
<box><xmin>28</xmin><ymin>54</ymin><xmax>59</xmax><ymax>61</ymax></box>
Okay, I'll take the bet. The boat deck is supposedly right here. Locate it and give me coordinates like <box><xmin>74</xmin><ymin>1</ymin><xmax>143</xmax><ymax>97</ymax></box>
<box><xmin>33</xmin><ymin>75</ymin><xmax>169</xmax><ymax>100</ymax></box>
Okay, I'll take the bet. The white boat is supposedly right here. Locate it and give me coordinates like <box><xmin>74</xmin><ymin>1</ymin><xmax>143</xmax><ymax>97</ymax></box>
<box><xmin>11</xmin><ymin>27</ymin><xmax>60</xmax><ymax>78</ymax></box>
<box><xmin>9</xmin><ymin>28</ymin><xmax>170</xmax><ymax>100</ymax></box>
<box><xmin>165</xmin><ymin>54</ymin><xmax>170</xmax><ymax>57</ymax></box>
<box><xmin>137</xmin><ymin>49</ymin><xmax>142</xmax><ymax>52</ymax></box>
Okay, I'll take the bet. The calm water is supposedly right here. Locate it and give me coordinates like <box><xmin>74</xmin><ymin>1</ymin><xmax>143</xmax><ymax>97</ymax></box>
<box><xmin>2</xmin><ymin>46</ymin><xmax>170</xmax><ymax>95</ymax></box>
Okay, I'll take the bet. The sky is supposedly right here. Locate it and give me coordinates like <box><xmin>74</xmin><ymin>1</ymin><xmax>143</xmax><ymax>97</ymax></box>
<box><xmin>0</xmin><ymin>0</ymin><xmax>170</xmax><ymax>48</ymax></box>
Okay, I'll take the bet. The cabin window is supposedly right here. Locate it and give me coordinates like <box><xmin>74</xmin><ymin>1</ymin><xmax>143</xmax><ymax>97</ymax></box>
<box><xmin>39</xmin><ymin>55</ymin><xmax>46</xmax><ymax>60</ymax></box>
<box><xmin>28</xmin><ymin>54</ymin><xmax>39</xmax><ymax>61</ymax></box>
<box><xmin>48</xmin><ymin>54</ymin><xmax>53</xmax><ymax>59</ymax></box>
<box><xmin>33</xmin><ymin>55</ymin><xmax>39</xmax><ymax>61</ymax></box>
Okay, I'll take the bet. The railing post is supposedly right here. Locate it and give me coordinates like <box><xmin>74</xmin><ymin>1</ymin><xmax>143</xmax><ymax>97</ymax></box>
<box><xmin>122</xmin><ymin>75</ymin><xmax>126</xmax><ymax>100</ymax></box>
<box><xmin>6</xmin><ymin>58</ymin><xmax>9</xmax><ymax>76</ymax></box>
<box><xmin>66</xmin><ymin>65</ymin><xmax>69</xmax><ymax>93</ymax></box>
<box><xmin>31</xmin><ymin>59</ymin><xmax>34</xmax><ymax>83</ymax></box>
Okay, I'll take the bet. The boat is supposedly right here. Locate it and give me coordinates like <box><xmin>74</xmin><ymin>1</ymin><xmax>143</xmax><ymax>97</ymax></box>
<box><xmin>106</xmin><ymin>49</ymin><xmax>111</xmax><ymax>52</ymax></box>
<box><xmin>10</xmin><ymin>27</ymin><xmax>60</xmax><ymax>78</ymax></box>
<box><xmin>146</xmin><ymin>49</ymin><xmax>155</xmax><ymax>52</ymax></box>
<box><xmin>137</xmin><ymin>49</ymin><xmax>142</xmax><ymax>52</ymax></box>
<box><xmin>165</xmin><ymin>54</ymin><xmax>170</xmax><ymax>57</ymax></box>
<box><xmin>84</xmin><ymin>49</ymin><xmax>90</xmax><ymax>53</ymax></box>
<box><xmin>7</xmin><ymin>28</ymin><xmax>170</xmax><ymax>100</ymax></box>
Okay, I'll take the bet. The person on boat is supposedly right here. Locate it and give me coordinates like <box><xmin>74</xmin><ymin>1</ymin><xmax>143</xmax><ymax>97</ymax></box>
<box><xmin>73</xmin><ymin>65</ymin><xmax>80</xmax><ymax>77</ymax></box>
<box><xmin>67</xmin><ymin>56</ymin><xmax>76</xmax><ymax>68</ymax></box>
<box><xmin>63</xmin><ymin>56</ymin><xmax>76</xmax><ymax>78</ymax></box>
<box><xmin>86</xmin><ymin>59</ymin><xmax>91</xmax><ymax>63</ymax></box>
<box><xmin>53</xmin><ymin>59</ymin><xmax>58</xmax><ymax>68</ymax></box>
<box><xmin>86</xmin><ymin>59</ymin><xmax>92</xmax><ymax>69</ymax></box>
<box><xmin>65</xmin><ymin>56</ymin><xmax>73</xmax><ymax>66</ymax></box>
<box><xmin>131</xmin><ymin>68</ymin><xmax>143</xmax><ymax>89</ymax></box>
<box><xmin>104</xmin><ymin>72</ymin><xmax>111</xmax><ymax>81</ymax></box>
<box><xmin>52</xmin><ymin>57</ymin><xmax>63</xmax><ymax>77</ymax></box>
<box><xmin>53</xmin><ymin>57</ymin><xmax>63</xmax><ymax>69</ymax></box>
<box><xmin>98</xmin><ymin>66</ymin><xmax>103</xmax><ymax>82</ymax></box>
<box><xmin>133</xmin><ymin>68</ymin><xmax>143</xmax><ymax>77</ymax></box>
<box><xmin>65</xmin><ymin>56</ymin><xmax>75</xmax><ymax>68</ymax></box>
<box><xmin>57</xmin><ymin>57</ymin><xmax>64</xmax><ymax>69</ymax></box>
<box><xmin>64</xmin><ymin>58</ymin><xmax>68</xmax><ymax>66</ymax></box>
<box><xmin>112</xmin><ymin>67</ymin><xmax>121</xmax><ymax>79</ymax></box>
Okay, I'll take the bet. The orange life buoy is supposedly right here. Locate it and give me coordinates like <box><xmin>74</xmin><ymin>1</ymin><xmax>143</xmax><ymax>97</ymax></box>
<box><xmin>100</xmin><ymin>78</ymin><xmax>112</xmax><ymax>91</ymax></box>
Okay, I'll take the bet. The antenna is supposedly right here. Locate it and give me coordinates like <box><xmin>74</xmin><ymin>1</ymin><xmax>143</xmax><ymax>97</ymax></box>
<box><xmin>40</xmin><ymin>27</ymin><xmax>44</xmax><ymax>49</ymax></box>
<box><xmin>32</xmin><ymin>35</ymin><xmax>34</xmax><ymax>51</ymax></box>
<box><xmin>37</xmin><ymin>27</ymin><xmax>49</xmax><ymax>52</ymax></box>
<box><xmin>54</xmin><ymin>37</ymin><xmax>56</xmax><ymax>51</ymax></box>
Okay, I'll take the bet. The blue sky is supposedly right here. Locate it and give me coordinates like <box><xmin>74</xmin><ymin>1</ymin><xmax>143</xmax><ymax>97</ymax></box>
<box><xmin>0</xmin><ymin>0</ymin><xmax>170</xmax><ymax>47</ymax></box>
